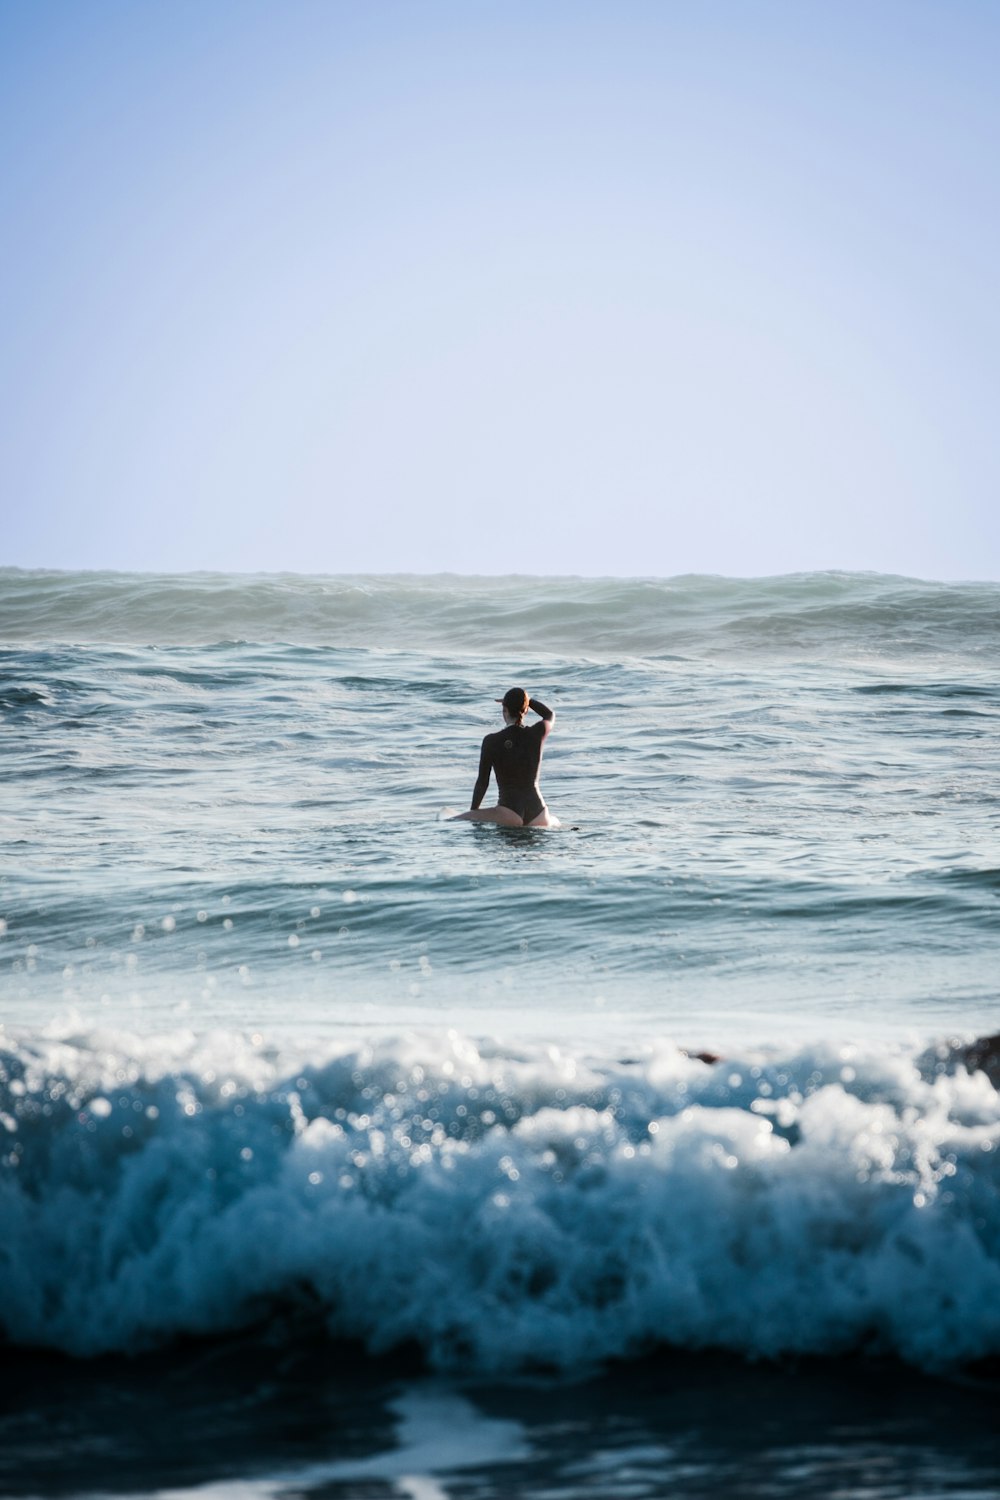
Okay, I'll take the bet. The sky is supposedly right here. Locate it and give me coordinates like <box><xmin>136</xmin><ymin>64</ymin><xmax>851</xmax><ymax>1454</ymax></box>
<box><xmin>1</xmin><ymin>0</ymin><xmax>998</xmax><ymax>579</ymax></box>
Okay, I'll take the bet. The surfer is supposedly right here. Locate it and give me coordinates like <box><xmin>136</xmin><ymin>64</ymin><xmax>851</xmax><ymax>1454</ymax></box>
<box><xmin>452</xmin><ymin>688</ymin><xmax>559</xmax><ymax>827</ymax></box>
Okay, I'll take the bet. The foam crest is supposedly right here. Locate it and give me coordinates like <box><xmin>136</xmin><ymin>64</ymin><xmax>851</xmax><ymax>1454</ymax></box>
<box><xmin>1</xmin><ymin>1024</ymin><xmax>998</xmax><ymax>1372</ymax></box>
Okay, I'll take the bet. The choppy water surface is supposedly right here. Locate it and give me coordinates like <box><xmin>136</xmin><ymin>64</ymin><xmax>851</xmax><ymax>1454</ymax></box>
<box><xmin>1</xmin><ymin>568</ymin><xmax>999</xmax><ymax>1498</ymax></box>
<box><xmin>2</xmin><ymin>570</ymin><xmax>998</xmax><ymax>1042</ymax></box>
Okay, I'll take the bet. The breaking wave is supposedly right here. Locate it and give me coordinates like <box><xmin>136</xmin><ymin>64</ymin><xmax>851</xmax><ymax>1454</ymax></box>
<box><xmin>2</xmin><ymin>1023</ymin><xmax>998</xmax><ymax>1373</ymax></box>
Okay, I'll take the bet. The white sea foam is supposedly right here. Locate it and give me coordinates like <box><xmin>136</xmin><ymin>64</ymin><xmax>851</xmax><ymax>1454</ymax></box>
<box><xmin>1</xmin><ymin>1023</ymin><xmax>997</xmax><ymax>1373</ymax></box>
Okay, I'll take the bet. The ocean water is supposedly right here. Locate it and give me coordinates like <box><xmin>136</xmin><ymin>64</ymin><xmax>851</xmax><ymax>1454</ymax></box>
<box><xmin>1</xmin><ymin>567</ymin><xmax>999</xmax><ymax>1499</ymax></box>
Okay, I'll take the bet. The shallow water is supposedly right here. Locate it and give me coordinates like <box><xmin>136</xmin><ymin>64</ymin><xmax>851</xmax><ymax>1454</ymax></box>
<box><xmin>3</xmin><ymin>1339</ymin><xmax>1000</xmax><ymax>1500</ymax></box>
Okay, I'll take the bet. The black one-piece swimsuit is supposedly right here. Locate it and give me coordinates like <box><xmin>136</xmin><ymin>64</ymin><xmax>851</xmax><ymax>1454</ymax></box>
<box><xmin>477</xmin><ymin>720</ymin><xmax>546</xmax><ymax>822</ymax></box>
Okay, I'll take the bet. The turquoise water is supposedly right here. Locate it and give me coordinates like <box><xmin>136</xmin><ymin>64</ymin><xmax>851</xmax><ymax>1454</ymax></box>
<box><xmin>3</xmin><ymin>568</ymin><xmax>999</xmax><ymax>1046</ymax></box>
<box><xmin>2</xmin><ymin>568</ymin><xmax>999</xmax><ymax>1498</ymax></box>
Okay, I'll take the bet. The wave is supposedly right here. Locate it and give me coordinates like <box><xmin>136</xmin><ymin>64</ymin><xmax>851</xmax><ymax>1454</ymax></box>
<box><xmin>2</xmin><ymin>567</ymin><xmax>999</xmax><ymax>659</ymax></box>
<box><xmin>2</xmin><ymin>1023</ymin><xmax>998</xmax><ymax>1373</ymax></box>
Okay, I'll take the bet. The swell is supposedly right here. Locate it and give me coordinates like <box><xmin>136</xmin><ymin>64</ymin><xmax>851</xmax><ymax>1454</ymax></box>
<box><xmin>4</xmin><ymin>866</ymin><xmax>998</xmax><ymax>994</ymax></box>
<box><xmin>2</xmin><ymin>568</ymin><xmax>998</xmax><ymax>659</ymax></box>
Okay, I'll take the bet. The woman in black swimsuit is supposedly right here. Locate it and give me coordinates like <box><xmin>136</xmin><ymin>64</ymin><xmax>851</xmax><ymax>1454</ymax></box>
<box><xmin>452</xmin><ymin>687</ymin><xmax>558</xmax><ymax>827</ymax></box>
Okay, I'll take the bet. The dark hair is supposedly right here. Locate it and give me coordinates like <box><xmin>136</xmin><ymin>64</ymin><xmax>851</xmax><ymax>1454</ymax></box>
<box><xmin>502</xmin><ymin>687</ymin><xmax>529</xmax><ymax>720</ymax></box>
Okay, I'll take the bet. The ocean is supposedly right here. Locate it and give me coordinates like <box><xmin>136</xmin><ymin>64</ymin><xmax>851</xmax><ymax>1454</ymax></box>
<box><xmin>1</xmin><ymin>566</ymin><xmax>999</xmax><ymax>1499</ymax></box>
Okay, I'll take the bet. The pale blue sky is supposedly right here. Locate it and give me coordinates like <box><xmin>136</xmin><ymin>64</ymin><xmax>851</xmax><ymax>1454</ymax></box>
<box><xmin>2</xmin><ymin>1</ymin><xmax>998</xmax><ymax>578</ymax></box>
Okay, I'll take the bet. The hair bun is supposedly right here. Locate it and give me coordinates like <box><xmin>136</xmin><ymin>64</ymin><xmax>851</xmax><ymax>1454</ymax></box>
<box><xmin>502</xmin><ymin>686</ymin><xmax>529</xmax><ymax>718</ymax></box>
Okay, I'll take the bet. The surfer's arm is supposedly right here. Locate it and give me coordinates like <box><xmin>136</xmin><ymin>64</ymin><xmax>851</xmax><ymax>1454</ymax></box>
<box><xmin>529</xmin><ymin>698</ymin><xmax>554</xmax><ymax>737</ymax></box>
<box><xmin>471</xmin><ymin>738</ymin><xmax>493</xmax><ymax>809</ymax></box>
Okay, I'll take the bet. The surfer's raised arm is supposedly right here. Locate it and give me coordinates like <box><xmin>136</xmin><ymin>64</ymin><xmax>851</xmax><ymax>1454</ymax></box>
<box><xmin>451</xmin><ymin>687</ymin><xmax>560</xmax><ymax>829</ymax></box>
<box><xmin>528</xmin><ymin>697</ymin><xmax>554</xmax><ymax>737</ymax></box>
